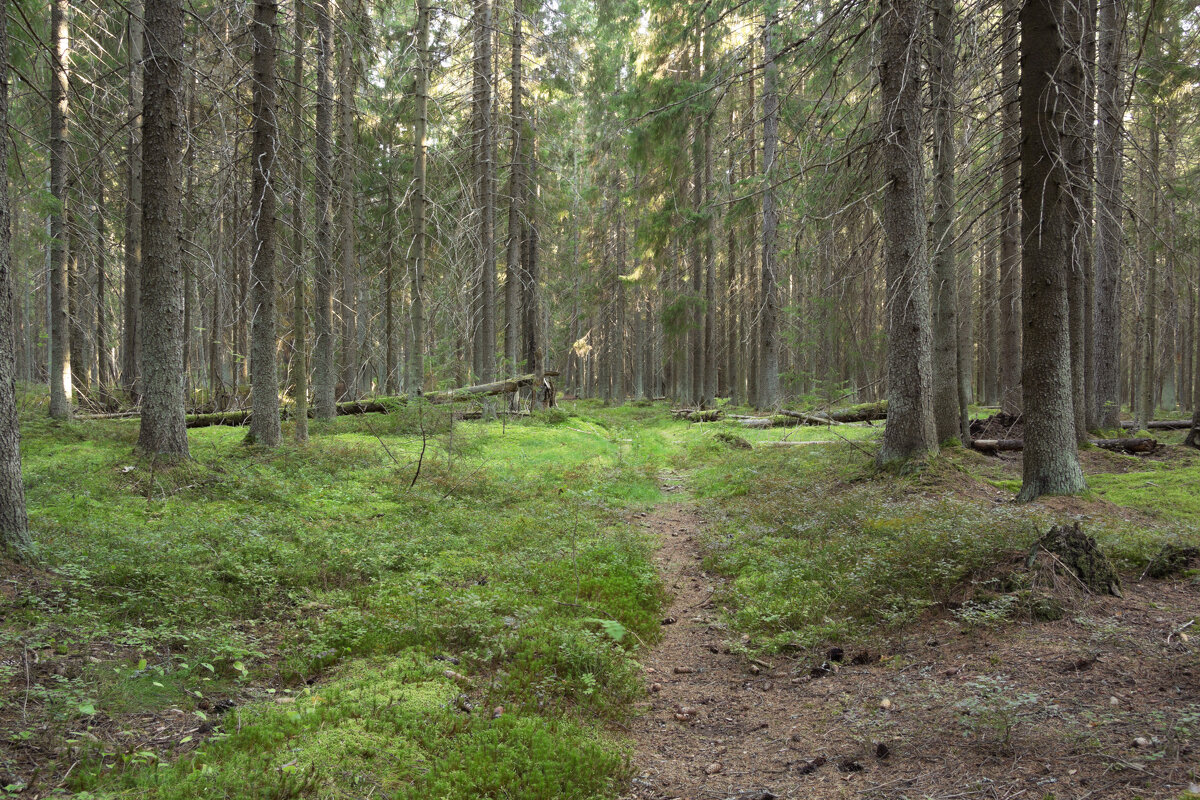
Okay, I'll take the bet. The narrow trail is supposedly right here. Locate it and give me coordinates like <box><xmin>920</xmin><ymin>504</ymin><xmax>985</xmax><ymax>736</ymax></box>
<box><xmin>621</xmin><ymin>473</ymin><xmax>811</xmax><ymax>800</ymax></box>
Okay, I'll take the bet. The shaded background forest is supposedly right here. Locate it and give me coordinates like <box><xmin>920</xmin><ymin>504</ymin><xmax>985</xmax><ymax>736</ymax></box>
<box><xmin>6</xmin><ymin>0</ymin><xmax>1199</xmax><ymax>420</ymax></box>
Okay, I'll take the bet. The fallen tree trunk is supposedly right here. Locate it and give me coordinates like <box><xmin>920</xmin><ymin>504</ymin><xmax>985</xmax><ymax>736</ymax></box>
<box><xmin>182</xmin><ymin>372</ymin><xmax>558</xmax><ymax>428</ymax></box>
<box><xmin>673</xmin><ymin>408</ymin><xmax>722</xmax><ymax>422</ymax></box>
<box><xmin>736</xmin><ymin>401</ymin><xmax>888</xmax><ymax>429</ymax></box>
<box><xmin>972</xmin><ymin>437</ymin><xmax>1157</xmax><ymax>454</ymax></box>
<box><xmin>1119</xmin><ymin>419</ymin><xmax>1193</xmax><ymax>431</ymax></box>
<box><xmin>794</xmin><ymin>401</ymin><xmax>887</xmax><ymax>424</ymax></box>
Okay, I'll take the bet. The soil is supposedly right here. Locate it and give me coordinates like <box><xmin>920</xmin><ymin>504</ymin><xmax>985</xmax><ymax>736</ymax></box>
<box><xmin>621</xmin><ymin>475</ymin><xmax>1200</xmax><ymax>800</ymax></box>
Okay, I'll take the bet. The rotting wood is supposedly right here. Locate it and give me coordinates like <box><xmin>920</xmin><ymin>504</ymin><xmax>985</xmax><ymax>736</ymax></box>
<box><xmin>971</xmin><ymin>437</ymin><xmax>1157</xmax><ymax>454</ymax></box>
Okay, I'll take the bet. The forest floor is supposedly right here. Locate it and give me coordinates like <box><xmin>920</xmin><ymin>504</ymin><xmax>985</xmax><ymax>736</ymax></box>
<box><xmin>623</xmin><ymin>471</ymin><xmax>1200</xmax><ymax>800</ymax></box>
<box><xmin>2</xmin><ymin>390</ymin><xmax>1200</xmax><ymax>799</ymax></box>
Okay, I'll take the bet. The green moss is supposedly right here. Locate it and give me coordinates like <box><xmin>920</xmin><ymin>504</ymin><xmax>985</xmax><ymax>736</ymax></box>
<box><xmin>9</xmin><ymin>400</ymin><xmax>672</xmax><ymax>798</ymax></box>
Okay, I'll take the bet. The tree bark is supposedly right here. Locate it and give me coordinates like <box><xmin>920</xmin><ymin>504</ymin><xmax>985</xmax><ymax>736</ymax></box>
<box><xmin>409</xmin><ymin>0</ymin><xmax>430</xmax><ymax>393</ymax></box>
<box><xmin>248</xmin><ymin>0</ymin><xmax>281</xmax><ymax>446</ymax></box>
<box><xmin>1017</xmin><ymin>0</ymin><xmax>1085</xmax><ymax>500</ymax></box>
<box><xmin>474</xmin><ymin>0</ymin><xmax>496</xmax><ymax>382</ymax></box>
<box><xmin>1093</xmin><ymin>0</ymin><xmax>1124</xmax><ymax>429</ymax></box>
<box><xmin>998</xmin><ymin>0</ymin><xmax>1021</xmax><ymax>416</ymax></box>
<box><xmin>1064</xmin><ymin>0</ymin><xmax>1091</xmax><ymax>442</ymax></box>
<box><xmin>876</xmin><ymin>0</ymin><xmax>937</xmax><ymax>466</ymax></box>
<box><xmin>504</xmin><ymin>0</ymin><xmax>524</xmax><ymax>374</ymax></box>
<box><xmin>122</xmin><ymin>1</ymin><xmax>143</xmax><ymax>400</ymax></box>
<box><xmin>930</xmin><ymin>0</ymin><xmax>961</xmax><ymax>442</ymax></box>
<box><xmin>291</xmin><ymin>0</ymin><xmax>308</xmax><ymax>441</ymax></box>
<box><xmin>48</xmin><ymin>0</ymin><xmax>71</xmax><ymax>419</ymax></box>
<box><xmin>312</xmin><ymin>0</ymin><xmax>336</xmax><ymax>417</ymax></box>
<box><xmin>338</xmin><ymin>24</ymin><xmax>358</xmax><ymax>399</ymax></box>
<box><xmin>0</xmin><ymin>0</ymin><xmax>30</xmax><ymax>557</ymax></box>
<box><xmin>136</xmin><ymin>0</ymin><xmax>189</xmax><ymax>459</ymax></box>
<box><xmin>758</xmin><ymin>0</ymin><xmax>780</xmax><ymax>409</ymax></box>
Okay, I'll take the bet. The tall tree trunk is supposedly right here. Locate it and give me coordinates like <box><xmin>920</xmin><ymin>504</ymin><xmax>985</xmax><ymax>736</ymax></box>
<box><xmin>876</xmin><ymin>0</ymin><xmax>938</xmax><ymax>466</ymax></box>
<box><xmin>122</xmin><ymin>1</ymin><xmax>143</xmax><ymax>400</ymax></box>
<box><xmin>248</xmin><ymin>0</ymin><xmax>281</xmax><ymax>446</ymax></box>
<box><xmin>291</xmin><ymin>0</ymin><xmax>308</xmax><ymax>441</ymax></box>
<box><xmin>523</xmin><ymin>130</ymin><xmax>541</xmax><ymax>409</ymax></box>
<box><xmin>758</xmin><ymin>0</ymin><xmax>780</xmax><ymax>409</ymax></box>
<box><xmin>474</xmin><ymin>0</ymin><xmax>496</xmax><ymax>382</ymax></box>
<box><xmin>504</xmin><ymin>0</ymin><xmax>523</xmax><ymax>373</ymax></box>
<box><xmin>136</xmin><ymin>0</ymin><xmax>189</xmax><ymax>459</ymax></box>
<box><xmin>703</xmin><ymin>66</ymin><xmax>717</xmax><ymax>408</ymax></box>
<box><xmin>312</xmin><ymin>0</ymin><xmax>336</xmax><ymax>416</ymax></box>
<box><xmin>1064</xmin><ymin>0</ymin><xmax>1091</xmax><ymax>442</ymax></box>
<box><xmin>0</xmin><ymin>0</ymin><xmax>30</xmax><ymax>557</ymax></box>
<box><xmin>1093</xmin><ymin>0</ymin><xmax>1124</xmax><ymax>429</ymax></box>
<box><xmin>998</xmin><ymin>0</ymin><xmax>1021</xmax><ymax>415</ymax></box>
<box><xmin>1137</xmin><ymin>12</ymin><xmax>1161</xmax><ymax>429</ymax></box>
<box><xmin>338</xmin><ymin>26</ymin><xmax>357</xmax><ymax>398</ymax></box>
<box><xmin>983</xmin><ymin>218</ymin><xmax>1000</xmax><ymax>404</ymax></box>
<box><xmin>48</xmin><ymin>0</ymin><xmax>71</xmax><ymax>419</ymax></box>
<box><xmin>383</xmin><ymin>180</ymin><xmax>397</xmax><ymax>395</ymax></box>
<box><xmin>95</xmin><ymin>173</ymin><xmax>109</xmax><ymax>388</ymax></box>
<box><xmin>1017</xmin><ymin>0</ymin><xmax>1085</xmax><ymax>500</ymax></box>
<box><xmin>930</xmin><ymin>0</ymin><xmax>961</xmax><ymax>441</ymax></box>
<box><xmin>1082</xmin><ymin>0</ymin><xmax>1098</xmax><ymax>428</ymax></box>
<box><xmin>68</xmin><ymin>182</ymin><xmax>88</xmax><ymax>392</ymax></box>
<box><xmin>409</xmin><ymin>0</ymin><xmax>429</xmax><ymax>393</ymax></box>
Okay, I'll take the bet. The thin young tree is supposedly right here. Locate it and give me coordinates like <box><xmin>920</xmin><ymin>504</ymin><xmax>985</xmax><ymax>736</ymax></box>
<box><xmin>136</xmin><ymin>0</ymin><xmax>189</xmax><ymax>458</ymax></box>
<box><xmin>248</xmin><ymin>0</ymin><xmax>282</xmax><ymax>446</ymax></box>
<box><xmin>48</xmin><ymin>0</ymin><xmax>71</xmax><ymax>419</ymax></box>
<box><xmin>0</xmin><ymin>0</ymin><xmax>30</xmax><ymax>557</ymax></box>
<box><xmin>876</xmin><ymin>0</ymin><xmax>938</xmax><ymax>466</ymax></box>
<box><xmin>312</xmin><ymin>0</ymin><xmax>336</xmax><ymax>417</ymax></box>
<box><xmin>1016</xmin><ymin>0</ymin><xmax>1085</xmax><ymax>500</ymax></box>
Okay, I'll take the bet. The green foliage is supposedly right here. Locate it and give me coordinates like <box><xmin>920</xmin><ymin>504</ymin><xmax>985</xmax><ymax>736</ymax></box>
<box><xmin>7</xmin><ymin>403</ymin><xmax>665</xmax><ymax>798</ymax></box>
<box><xmin>954</xmin><ymin>675</ymin><xmax>1042</xmax><ymax>751</ymax></box>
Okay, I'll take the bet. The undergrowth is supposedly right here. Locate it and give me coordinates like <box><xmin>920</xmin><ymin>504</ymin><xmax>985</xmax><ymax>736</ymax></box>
<box><xmin>4</xmin><ymin>397</ymin><xmax>664</xmax><ymax>799</ymax></box>
<box><xmin>687</xmin><ymin>437</ymin><xmax>1200</xmax><ymax>655</ymax></box>
<box><xmin>5</xmin><ymin>391</ymin><xmax>1197</xmax><ymax>797</ymax></box>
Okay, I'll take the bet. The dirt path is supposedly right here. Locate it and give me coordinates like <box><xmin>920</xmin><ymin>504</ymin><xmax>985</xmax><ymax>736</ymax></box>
<box><xmin>622</xmin><ymin>489</ymin><xmax>808</xmax><ymax>800</ymax></box>
<box><xmin>621</xmin><ymin>478</ymin><xmax>1200</xmax><ymax>800</ymax></box>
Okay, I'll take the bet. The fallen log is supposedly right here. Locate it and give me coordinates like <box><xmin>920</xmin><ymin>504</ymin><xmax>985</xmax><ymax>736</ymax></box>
<box><xmin>799</xmin><ymin>401</ymin><xmax>887</xmax><ymax>424</ymax></box>
<box><xmin>181</xmin><ymin>372</ymin><xmax>557</xmax><ymax>428</ymax></box>
<box><xmin>971</xmin><ymin>437</ymin><xmax>1157</xmax><ymax>454</ymax></box>
<box><xmin>737</xmin><ymin>401</ymin><xmax>888</xmax><ymax>429</ymax></box>
<box><xmin>1119</xmin><ymin>419</ymin><xmax>1193</xmax><ymax>431</ymax></box>
<box><xmin>673</xmin><ymin>408</ymin><xmax>722</xmax><ymax>422</ymax></box>
<box><xmin>778</xmin><ymin>410</ymin><xmax>843</xmax><ymax>425</ymax></box>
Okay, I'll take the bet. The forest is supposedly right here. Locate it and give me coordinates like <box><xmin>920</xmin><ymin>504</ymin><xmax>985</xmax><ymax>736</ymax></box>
<box><xmin>1</xmin><ymin>0</ymin><xmax>1200</xmax><ymax>796</ymax></box>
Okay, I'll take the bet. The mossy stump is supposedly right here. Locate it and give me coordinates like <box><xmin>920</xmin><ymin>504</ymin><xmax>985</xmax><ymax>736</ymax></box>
<box><xmin>1026</xmin><ymin>522</ymin><xmax>1121</xmax><ymax>597</ymax></box>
